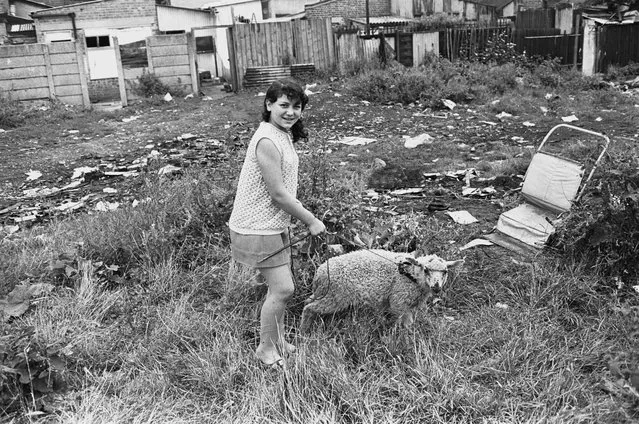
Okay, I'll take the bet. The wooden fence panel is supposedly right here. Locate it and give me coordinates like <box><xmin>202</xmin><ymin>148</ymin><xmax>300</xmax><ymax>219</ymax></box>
<box><xmin>230</xmin><ymin>18</ymin><xmax>334</xmax><ymax>89</ymax></box>
<box><xmin>597</xmin><ymin>23</ymin><xmax>639</xmax><ymax>73</ymax></box>
<box><xmin>0</xmin><ymin>41</ymin><xmax>87</xmax><ymax>105</ymax></box>
<box><xmin>146</xmin><ymin>34</ymin><xmax>194</xmax><ymax>94</ymax></box>
<box><xmin>516</xmin><ymin>9</ymin><xmax>555</xmax><ymax>29</ymax></box>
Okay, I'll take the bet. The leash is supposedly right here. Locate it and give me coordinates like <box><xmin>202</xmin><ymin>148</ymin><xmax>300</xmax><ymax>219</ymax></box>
<box><xmin>256</xmin><ymin>232</ymin><xmax>312</xmax><ymax>264</ymax></box>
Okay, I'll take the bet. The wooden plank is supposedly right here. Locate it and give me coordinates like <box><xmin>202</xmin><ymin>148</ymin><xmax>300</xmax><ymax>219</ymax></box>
<box><xmin>187</xmin><ymin>32</ymin><xmax>199</xmax><ymax>95</ymax></box>
<box><xmin>147</xmin><ymin>34</ymin><xmax>188</xmax><ymax>47</ymax></box>
<box><xmin>56</xmin><ymin>94</ymin><xmax>84</xmax><ymax>105</ymax></box>
<box><xmin>265</xmin><ymin>22</ymin><xmax>274</xmax><ymax>66</ymax></box>
<box><xmin>0</xmin><ymin>66</ymin><xmax>47</xmax><ymax>79</ymax></box>
<box><xmin>152</xmin><ymin>65</ymin><xmax>191</xmax><ymax>77</ymax></box>
<box><xmin>43</xmin><ymin>44</ymin><xmax>56</xmax><ymax>99</ymax></box>
<box><xmin>50</xmin><ymin>63</ymin><xmax>83</xmax><ymax>76</ymax></box>
<box><xmin>227</xmin><ymin>26</ymin><xmax>239</xmax><ymax>91</ymax></box>
<box><xmin>47</xmin><ymin>42</ymin><xmax>76</xmax><ymax>54</ymax></box>
<box><xmin>0</xmin><ymin>76</ymin><xmax>48</xmax><ymax>90</ymax></box>
<box><xmin>9</xmin><ymin>87</ymin><xmax>50</xmax><ymax>100</ymax></box>
<box><xmin>49</xmin><ymin>52</ymin><xmax>77</xmax><ymax>65</ymax></box>
<box><xmin>0</xmin><ymin>55</ymin><xmax>46</xmax><ymax>69</ymax></box>
<box><xmin>158</xmin><ymin>75</ymin><xmax>192</xmax><ymax>86</ymax></box>
<box><xmin>326</xmin><ymin>18</ymin><xmax>335</xmax><ymax>68</ymax></box>
<box><xmin>113</xmin><ymin>36</ymin><xmax>127</xmax><ymax>107</ymax></box>
<box><xmin>149</xmin><ymin>44</ymin><xmax>189</xmax><ymax>57</ymax></box>
<box><xmin>152</xmin><ymin>55</ymin><xmax>189</xmax><ymax>68</ymax></box>
<box><xmin>0</xmin><ymin>43</ymin><xmax>46</xmax><ymax>58</ymax></box>
<box><xmin>52</xmin><ymin>74</ymin><xmax>80</xmax><ymax>86</ymax></box>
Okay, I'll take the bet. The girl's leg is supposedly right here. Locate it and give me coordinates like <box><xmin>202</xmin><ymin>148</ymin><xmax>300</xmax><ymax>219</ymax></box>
<box><xmin>255</xmin><ymin>264</ymin><xmax>295</xmax><ymax>365</ymax></box>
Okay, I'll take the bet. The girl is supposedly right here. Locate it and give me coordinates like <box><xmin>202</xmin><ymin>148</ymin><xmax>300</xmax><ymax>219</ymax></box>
<box><xmin>228</xmin><ymin>78</ymin><xmax>326</xmax><ymax>367</ymax></box>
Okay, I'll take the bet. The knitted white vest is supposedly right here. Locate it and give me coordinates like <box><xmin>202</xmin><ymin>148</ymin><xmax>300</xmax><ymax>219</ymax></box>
<box><xmin>229</xmin><ymin>122</ymin><xmax>299</xmax><ymax>234</ymax></box>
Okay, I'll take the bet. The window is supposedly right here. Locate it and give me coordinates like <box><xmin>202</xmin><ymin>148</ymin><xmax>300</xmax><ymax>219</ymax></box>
<box><xmin>196</xmin><ymin>36</ymin><xmax>215</xmax><ymax>54</ymax></box>
<box><xmin>86</xmin><ymin>35</ymin><xmax>111</xmax><ymax>48</ymax></box>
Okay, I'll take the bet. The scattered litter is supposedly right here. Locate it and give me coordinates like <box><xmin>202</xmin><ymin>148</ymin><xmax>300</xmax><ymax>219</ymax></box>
<box><xmin>373</xmin><ymin>158</ymin><xmax>386</xmax><ymax>169</ymax></box>
<box><xmin>495</xmin><ymin>302</ymin><xmax>509</xmax><ymax>309</ymax></box>
<box><xmin>94</xmin><ymin>201</ymin><xmax>120</xmax><ymax>212</ymax></box>
<box><xmin>462</xmin><ymin>186</ymin><xmax>497</xmax><ymax>197</ymax></box>
<box><xmin>441</xmin><ymin>99</ymin><xmax>456</xmax><ymax>110</ymax></box>
<box><xmin>304</xmin><ymin>88</ymin><xmax>315</xmax><ymax>95</ymax></box>
<box><xmin>544</xmin><ymin>93</ymin><xmax>554</xmax><ymax>100</ymax></box>
<box><xmin>0</xmin><ymin>129</ymin><xmax>5</xmax><ymax>133</ymax></box>
<box><xmin>68</xmin><ymin>130</ymin><xmax>79</xmax><ymax>134</ymax></box>
<box><xmin>184</xmin><ymin>93</ymin><xmax>194</xmax><ymax>99</ymax></box>
<box><xmin>596</xmin><ymin>117</ymin><xmax>603</xmax><ymax>122</ymax></box>
<box><xmin>562</xmin><ymin>114</ymin><xmax>578</xmax><ymax>122</ymax></box>
<box><xmin>163</xmin><ymin>92</ymin><xmax>173</xmax><ymax>102</ymax></box>
<box><xmin>480</xmin><ymin>121</ymin><xmax>498</xmax><ymax>126</ymax></box>
<box><xmin>496</xmin><ymin>112</ymin><xmax>513</xmax><ymax>120</ymax></box>
<box><xmin>540</xmin><ymin>106</ymin><xmax>549</xmax><ymax>114</ymax></box>
<box><xmin>512</xmin><ymin>136</ymin><xmax>527</xmax><ymax>144</ymax></box>
<box><xmin>428</xmin><ymin>198</ymin><xmax>449</xmax><ymax>211</ymax></box>
<box><xmin>389</xmin><ymin>187</ymin><xmax>427</xmax><ymax>196</ymax></box>
<box><xmin>423</xmin><ymin>172</ymin><xmax>442</xmax><ymax>179</ymax></box>
<box><xmin>158</xmin><ymin>164</ymin><xmax>182</xmax><ymax>176</ymax></box>
<box><xmin>523</xmin><ymin>121</ymin><xmax>536</xmax><ymax>127</ymax></box>
<box><xmin>334</xmin><ymin>93</ymin><xmax>342</xmax><ymax>97</ymax></box>
<box><xmin>633</xmin><ymin>285</ymin><xmax>639</xmax><ymax>294</ymax></box>
<box><xmin>14</xmin><ymin>214</ymin><xmax>37</xmax><ymax>223</ymax></box>
<box><xmin>327</xmin><ymin>244</ymin><xmax>345</xmax><ymax>256</ymax></box>
<box><xmin>55</xmin><ymin>201</ymin><xmax>84</xmax><ymax>212</ymax></box>
<box><xmin>361</xmin><ymin>100</ymin><xmax>370</xmax><ymax>106</ymax></box>
<box><xmin>460</xmin><ymin>238</ymin><xmax>494</xmax><ymax>251</ymax></box>
<box><xmin>122</xmin><ymin>115</ymin><xmax>140</xmax><ymax>123</ymax></box>
<box><xmin>332</xmin><ymin>136</ymin><xmax>376</xmax><ymax>146</ymax></box>
<box><xmin>446</xmin><ymin>210</ymin><xmax>479</xmax><ymax>225</ymax></box>
<box><xmin>103</xmin><ymin>187</ymin><xmax>117</xmax><ymax>194</ymax></box>
<box><xmin>404</xmin><ymin>133</ymin><xmax>434</xmax><ymax>148</ymax></box>
<box><xmin>25</xmin><ymin>170</ymin><xmax>42</xmax><ymax>181</ymax></box>
<box><xmin>72</xmin><ymin>166</ymin><xmax>98</xmax><ymax>179</ymax></box>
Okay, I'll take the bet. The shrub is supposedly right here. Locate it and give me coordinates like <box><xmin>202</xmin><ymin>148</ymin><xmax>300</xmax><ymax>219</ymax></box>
<box><xmin>550</xmin><ymin>151</ymin><xmax>639</xmax><ymax>284</ymax></box>
<box><xmin>134</xmin><ymin>71</ymin><xmax>172</xmax><ymax>97</ymax></box>
<box><xmin>0</xmin><ymin>99</ymin><xmax>25</xmax><ymax>128</ymax></box>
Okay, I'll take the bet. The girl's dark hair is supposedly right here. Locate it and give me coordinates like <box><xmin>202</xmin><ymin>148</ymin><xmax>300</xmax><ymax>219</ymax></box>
<box><xmin>262</xmin><ymin>78</ymin><xmax>309</xmax><ymax>142</ymax></box>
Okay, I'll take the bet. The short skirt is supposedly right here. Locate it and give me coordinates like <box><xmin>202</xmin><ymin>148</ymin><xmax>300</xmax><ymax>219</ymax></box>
<box><xmin>230</xmin><ymin>229</ymin><xmax>291</xmax><ymax>269</ymax></box>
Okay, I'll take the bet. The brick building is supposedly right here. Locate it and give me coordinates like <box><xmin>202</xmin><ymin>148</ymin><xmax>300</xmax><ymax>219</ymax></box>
<box><xmin>305</xmin><ymin>0</ymin><xmax>392</xmax><ymax>20</ymax></box>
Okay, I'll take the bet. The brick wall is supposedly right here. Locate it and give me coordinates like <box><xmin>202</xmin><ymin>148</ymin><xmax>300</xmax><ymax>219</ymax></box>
<box><xmin>35</xmin><ymin>0</ymin><xmax>157</xmax><ymax>22</ymax></box>
<box><xmin>305</xmin><ymin>0</ymin><xmax>391</xmax><ymax>19</ymax></box>
<box><xmin>88</xmin><ymin>78</ymin><xmax>120</xmax><ymax>103</ymax></box>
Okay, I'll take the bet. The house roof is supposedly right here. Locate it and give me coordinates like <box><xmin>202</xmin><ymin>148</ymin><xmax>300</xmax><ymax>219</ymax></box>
<box><xmin>13</xmin><ymin>0</ymin><xmax>53</xmax><ymax>8</ymax></box>
<box><xmin>200</xmin><ymin>0</ymin><xmax>260</xmax><ymax>8</ymax></box>
<box><xmin>463</xmin><ymin>0</ymin><xmax>514</xmax><ymax>10</ymax></box>
<box><xmin>583</xmin><ymin>10</ymin><xmax>639</xmax><ymax>24</ymax></box>
<box><xmin>31</xmin><ymin>0</ymin><xmax>106</xmax><ymax>16</ymax></box>
<box><xmin>348</xmin><ymin>15</ymin><xmax>417</xmax><ymax>26</ymax></box>
<box><xmin>0</xmin><ymin>12</ymin><xmax>34</xmax><ymax>24</ymax></box>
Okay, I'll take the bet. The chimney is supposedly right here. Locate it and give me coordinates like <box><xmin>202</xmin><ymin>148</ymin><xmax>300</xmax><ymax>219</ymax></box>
<box><xmin>0</xmin><ymin>0</ymin><xmax>10</xmax><ymax>15</ymax></box>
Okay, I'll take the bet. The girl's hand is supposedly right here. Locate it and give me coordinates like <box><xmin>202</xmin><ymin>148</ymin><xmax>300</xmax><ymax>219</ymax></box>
<box><xmin>308</xmin><ymin>218</ymin><xmax>326</xmax><ymax>236</ymax></box>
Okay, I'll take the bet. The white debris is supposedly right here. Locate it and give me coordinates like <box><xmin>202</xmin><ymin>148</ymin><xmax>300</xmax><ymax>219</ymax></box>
<box><xmin>158</xmin><ymin>164</ymin><xmax>182</xmax><ymax>176</ymax></box>
<box><xmin>404</xmin><ymin>133</ymin><xmax>434</xmax><ymax>148</ymax></box>
<box><xmin>163</xmin><ymin>92</ymin><xmax>173</xmax><ymax>102</ymax></box>
<box><xmin>332</xmin><ymin>136</ymin><xmax>376</xmax><ymax>146</ymax></box>
<box><xmin>495</xmin><ymin>302</ymin><xmax>509</xmax><ymax>309</ymax></box>
<box><xmin>460</xmin><ymin>238</ymin><xmax>494</xmax><ymax>251</ymax></box>
<box><xmin>446</xmin><ymin>210</ymin><xmax>479</xmax><ymax>225</ymax></box>
<box><xmin>94</xmin><ymin>201</ymin><xmax>120</xmax><ymax>212</ymax></box>
<box><xmin>441</xmin><ymin>99</ymin><xmax>456</xmax><ymax>110</ymax></box>
<box><xmin>25</xmin><ymin>170</ymin><xmax>42</xmax><ymax>181</ymax></box>
<box><xmin>72</xmin><ymin>166</ymin><xmax>98</xmax><ymax>179</ymax></box>
<box><xmin>496</xmin><ymin>112</ymin><xmax>513</xmax><ymax>120</ymax></box>
<box><xmin>389</xmin><ymin>187</ymin><xmax>427</xmax><ymax>196</ymax></box>
<box><xmin>55</xmin><ymin>201</ymin><xmax>84</xmax><ymax>212</ymax></box>
<box><xmin>562</xmin><ymin>114</ymin><xmax>578</xmax><ymax>122</ymax></box>
<box><xmin>523</xmin><ymin>121</ymin><xmax>536</xmax><ymax>127</ymax></box>
<box><xmin>103</xmin><ymin>187</ymin><xmax>118</xmax><ymax>194</ymax></box>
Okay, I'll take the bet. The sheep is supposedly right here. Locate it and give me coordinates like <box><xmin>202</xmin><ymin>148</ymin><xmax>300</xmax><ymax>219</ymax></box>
<box><xmin>299</xmin><ymin>249</ymin><xmax>463</xmax><ymax>331</ymax></box>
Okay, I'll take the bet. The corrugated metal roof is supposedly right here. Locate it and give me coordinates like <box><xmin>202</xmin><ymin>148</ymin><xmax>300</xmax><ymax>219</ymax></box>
<box><xmin>583</xmin><ymin>10</ymin><xmax>639</xmax><ymax>25</ymax></box>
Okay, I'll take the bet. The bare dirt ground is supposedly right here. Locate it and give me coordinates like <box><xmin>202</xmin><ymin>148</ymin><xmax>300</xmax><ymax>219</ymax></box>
<box><xmin>1</xmin><ymin>79</ymin><xmax>637</xmax><ymax>233</ymax></box>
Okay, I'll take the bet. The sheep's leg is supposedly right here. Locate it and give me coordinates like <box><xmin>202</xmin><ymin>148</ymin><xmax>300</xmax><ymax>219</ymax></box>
<box><xmin>299</xmin><ymin>302</ymin><xmax>320</xmax><ymax>333</ymax></box>
<box><xmin>389</xmin><ymin>293</ymin><xmax>413</xmax><ymax>327</ymax></box>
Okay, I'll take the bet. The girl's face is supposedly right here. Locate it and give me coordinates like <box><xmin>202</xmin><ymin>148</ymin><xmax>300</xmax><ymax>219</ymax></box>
<box><xmin>266</xmin><ymin>94</ymin><xmax>303</xmax><ymax>132</ymax></box>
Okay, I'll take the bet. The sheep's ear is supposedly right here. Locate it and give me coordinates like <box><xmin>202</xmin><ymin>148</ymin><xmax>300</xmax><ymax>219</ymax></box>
<box><xmin>408</xmin><ymin>250</ymin><xmax>418</xmax><ymax>258</ymax></box>
<box><xmin>397</xmin><ymin>256</ymin><xmax>423</xmax><ymax>281</ymax></box>
<box><xmin>445</xmin><ymin>259</ymin><xmax>464</xmax><ymax>269</ymax></box>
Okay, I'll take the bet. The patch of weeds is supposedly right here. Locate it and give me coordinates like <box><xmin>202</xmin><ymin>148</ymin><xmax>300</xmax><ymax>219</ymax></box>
<box><xmin>604</xmin><ymin>61</ymin><xmax>639</xmax><ymax>82</ymax></box>
<box><xmin>0</xmin><ymin>99</ymin><xmax>26</xmax><ymax>128</ymax></box>
<box><xmin>134</xmin><ymin>71</ymin><xmax>172</xmax><ymax>98</ymax></box>
<box><xmin>550</xmin><ymin>150</ymin><xmax>639</xmax><ymax>285</ymax></box>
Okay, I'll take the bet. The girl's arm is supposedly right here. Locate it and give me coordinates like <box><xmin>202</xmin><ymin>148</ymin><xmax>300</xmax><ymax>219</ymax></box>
<box><xmin>256</xmin><ymin>137</ymin><xmax>325</xmax><ymax>235</ymax></box>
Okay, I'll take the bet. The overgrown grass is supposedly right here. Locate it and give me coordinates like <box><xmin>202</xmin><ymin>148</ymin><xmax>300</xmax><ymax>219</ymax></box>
<box><xmin>2</xmin><ymin>58</ymin><xmax>639</xmax><ymax>423</ymax></box>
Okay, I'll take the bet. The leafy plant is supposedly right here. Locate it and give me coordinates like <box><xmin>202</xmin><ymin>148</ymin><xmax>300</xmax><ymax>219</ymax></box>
<box><xmin>134</xmin><ymin>71</ymin><xmax>172</xmax><ymax>97</ymax></box>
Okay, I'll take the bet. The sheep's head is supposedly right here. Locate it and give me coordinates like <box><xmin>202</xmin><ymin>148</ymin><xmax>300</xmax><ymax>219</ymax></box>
<box><xmin>397</xmin><ymin>254</ymin><xmax>464</xmax><ymax>293</ymax></box>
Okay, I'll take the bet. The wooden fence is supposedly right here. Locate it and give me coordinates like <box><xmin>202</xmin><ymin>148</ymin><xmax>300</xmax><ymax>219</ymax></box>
<box><xmin>0</xmin><ymin>41</ymin><xmax>89</xmax><ymax>105</ymax></box>
<box><xmin>514</xmin><ymin>29</ymin><xmax>581</xmax><ymax>65</ymax></box>
<box><xmin>120</xmin><ymin>33</ymin><xmax>198</xmax><ymax>105</ymax></box>
<box><xmin>439</xmin><ymin>26</ymin><xmax>511</xmax><ymax>61</ymax></box>
<box><xmin>228</xmin><ymin>18</ymin><xmax>335</xmax><ymax>89</ymax></box>
<box><xmin>596</xmin><ymin>22</ymin><xmax>639</xmax><ymax>73</ymax></box>
<box><xmin>516</xmin><ymin>9</ymin><xmax>555</xmax><ymax>29</ymax></box>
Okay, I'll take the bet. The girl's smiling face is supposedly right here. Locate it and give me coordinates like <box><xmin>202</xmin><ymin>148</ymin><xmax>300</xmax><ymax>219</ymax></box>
<box><xmin>266</xmin><ymin>94</ymin><xmax>303</xmax><ymax>132</ymax></box>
